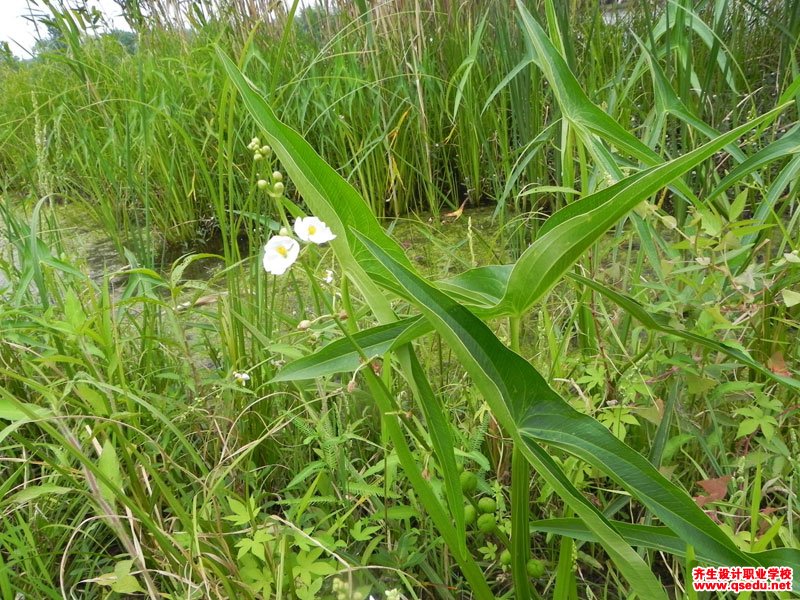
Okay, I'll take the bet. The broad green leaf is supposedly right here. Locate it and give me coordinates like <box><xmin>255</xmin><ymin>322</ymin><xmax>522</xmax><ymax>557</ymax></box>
<box><xmin>439</xmin><ymin>265</ymin><xmax>511</xmax><ymax>311</ymax></box>
<box><xmin>707</xmin><ymin>126</ymin><xmax>800</xmax><ymax>204</ymax></box>
<box><xmin>499</xmin><ymin>105</ymin><xmax>784</xmax><ymax>316</ymax></box>
<box><xmin>783</xmin><ymin>289</ymin><xmax>800</xmax><ymax>308</ymax></box>
<box><xmin>531</xmin><ymin>519</ymin><xmax>800</xmax><ymax>591</ymax></box>
<box><xmin>94</xmin><ymin>560</ymin><xmax>145</xmax><ymax>594</ymax></box>
<box><xmin>515</xmin><ymin>1</ymin><xmax>663</xmax><ymax>169</ymax></box>
<box><xmin>0</xmin><ymin>398</ymin><xmax>51</xmax><ymax>422</ymax></box>
<box><xmin>532</xmin><ymin>518</ymin><xmax>697</xmax><ymax>559</ymax></box>
<box><xmin>285</xmin><ymin>257</ymin><xmax>800</xmax><ymax>402</ymax></box>
<box><xmin>441</xmin><ymin>102</ymin><xmax>786</xmax><ymax>317</ymax></box>
<box><xmin>638</xmin><ymin>39</ymin><xmax>754</xmax><ymax>176</ymax></box>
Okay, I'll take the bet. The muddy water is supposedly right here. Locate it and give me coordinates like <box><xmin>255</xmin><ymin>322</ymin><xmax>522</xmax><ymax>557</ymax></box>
<box><xmin>0</xmin><ymin>200</ymin><xmax>224</xmax><ymax>296</ymax></box>
<box><xmin>0</xmin><ymin>200</ymin><xmax>504</xmax><ymax>299</ymax></box>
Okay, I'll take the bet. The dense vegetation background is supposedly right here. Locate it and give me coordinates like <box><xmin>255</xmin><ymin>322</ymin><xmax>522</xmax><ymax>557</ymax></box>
<box><xmin>1</xmin><ymin>0</ymin><xmax>799</xmax><ymax>598</ymax></box>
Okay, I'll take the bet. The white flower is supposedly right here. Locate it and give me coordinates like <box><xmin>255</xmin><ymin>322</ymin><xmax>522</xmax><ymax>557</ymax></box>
<box><xmin>324</xmin><ymin>269</ymin><xmax>334</xmax><ymax>284</ymax></box>
<box><xmin>263</xmin><ymin>235</ymin><xmax>299</xmax><ymax>275</ymax></box>
<box><xmin>233</xmin><ymin>372</ymin><xmax>250</xmax><ymax>385</ymax></box>
<box><xmin>294</xmin><ymin>216</ymin><xmax>336</xmax><ymax>244</ymax></box>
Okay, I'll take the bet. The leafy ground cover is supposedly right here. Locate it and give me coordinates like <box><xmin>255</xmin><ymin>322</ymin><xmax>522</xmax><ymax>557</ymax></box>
<box><xmin>1</xmin><ymin>0</ymin><xmax>799</xmax><ymax>598</ymax></box>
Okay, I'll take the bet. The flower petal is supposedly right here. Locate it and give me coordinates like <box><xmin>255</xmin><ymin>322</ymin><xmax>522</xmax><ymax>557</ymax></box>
<box><xmin>293</xmin><ymin>217</ymin><xmax>310</xmax><ymax>242</ymax></box>
<box><xmin>263</xmin><ymin>235</ymin><xmax>299</xmax><ymax>275</ymax></box>
<box><xmin>294</xmin><ymin>216</ymin><xmax>336</xmax><ymax>245</ymax></box>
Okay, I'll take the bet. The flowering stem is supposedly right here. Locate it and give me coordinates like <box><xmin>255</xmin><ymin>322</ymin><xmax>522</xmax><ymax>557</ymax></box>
<box><xmin>340</xmin><ymin>276</ymin><xmax>357</xmax><ymax>334</ymax></box>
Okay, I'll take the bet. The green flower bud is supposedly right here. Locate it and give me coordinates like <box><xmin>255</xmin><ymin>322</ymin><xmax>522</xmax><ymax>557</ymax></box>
<box><xmin>477</xmin><ymin>513</ymin><xmax>496</xmax><ymax>534</ymax></box>
<box><xmin>500</xmin><ymin>549</ymin><xmax>512</xmax><ymax>566</ymax></box>
<box><xmin>464</xmin><ymin>504</ymin><xmax>477</xmax><ymax>525</ymax></box>
<box><xmin>257</xmin><ymin>179</ymin><xmax>268</xmax><ymax>189</ymax></box>
<box><xmin>260</xmin><ymin>145</ymin><xmax>271</xmax><ymax>156</ymax></box>
<box><xmin>272</xmin><ymin>171</ymin><xmax>283</xmax><ymax>182</ymax></box>
<box><xmin>460</xmin><ymin>471</ymin><xmax>477</xmax><ymax>494</ymax></box>
<box><xmin>526</xmin><ymin>558</ymin><xmax>545</xmax><ymax>578</ymax></box>
<box><xmin>477</xmin><ymin>497</ymin><xmax>496</xmax><ymax>514</ymax></box>
<box><xmin>273</xmin><ymin>181</ymin><xmax>285</xmax><ymax>195</ymax></box>
<box><xmin>253</xmin><ymin>152</ymin><xmax>263</xmax><ymax>162</ymax></box>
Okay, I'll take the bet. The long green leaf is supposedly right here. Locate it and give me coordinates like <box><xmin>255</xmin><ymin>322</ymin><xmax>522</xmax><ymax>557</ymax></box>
<box><xmin>569</xmin><ymin>273</ymin><xmax>800</xmax><ymax>391</ymax></box>
<box><xmin>531</xmin><ymin>519</ymin><xmax>800</xmax><ymax>590</ymax></box>
<box><xmin>215</xmin><ymin>47</ymin><xmax>407</xmax><ymax>322</ymax></box>
<box><xmin>271</xmin><ymin>317</ymin><xmax>428</xmax><ymax>382</ymax></box>
<box><xmin>515</xmin><ymin>1</ymin><xmax>663</xmax><ymax>169</ymax></box>
<box><xmin>356</xmin><ymin>232</ymin><xmax>680</xmax><ymax>599</ymax></box>
<box><xmin>218</xmin><ymin>47</ymin><xmax>484</xmax><ymax>590</ymax></box>
<box><xmin>356</xmin><ymin>230</ymin><xmax>800</xmax><ymax>592</ymax></box>
<box><xmin>439</xmin><ymin>101</ymin><xmax>785</xmax><ymax>317</ymax></box>
<box><xmin>707</xmin><ymin>125</ymin><xmax>800</xmax><ymax>203</ymax></box>
<box><xmin>638</xmin><ymin>39</ymin><xmax>753</xmax><ymax>174</ymax></box>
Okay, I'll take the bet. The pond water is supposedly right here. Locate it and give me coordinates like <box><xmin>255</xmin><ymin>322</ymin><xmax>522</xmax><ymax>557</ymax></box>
<box><xmin>0</xmin><ymin>198</ymin><xmax>505</xmax><ymax>301</ymax></box>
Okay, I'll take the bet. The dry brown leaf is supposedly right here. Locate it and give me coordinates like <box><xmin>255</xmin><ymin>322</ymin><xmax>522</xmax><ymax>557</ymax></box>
<box><xmin>768</xmin><ymin>351</ymin><xmax>791</xmax><ymax>376</ymax></box>
<box><xmin>694</xmin><ymin>475</ymin><xmax>732</xmax><ymax>507</ymax></box>
<box><xmin>444</xmin><ymin>200</ymin><xmax>467</xmax><ymax>220</ymax></box>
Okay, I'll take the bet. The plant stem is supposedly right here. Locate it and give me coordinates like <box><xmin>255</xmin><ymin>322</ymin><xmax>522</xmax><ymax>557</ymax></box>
<box><xmin>509</xmin><ymin>315</ymin><xmax>535</xmax><ymax>599</ymax></box>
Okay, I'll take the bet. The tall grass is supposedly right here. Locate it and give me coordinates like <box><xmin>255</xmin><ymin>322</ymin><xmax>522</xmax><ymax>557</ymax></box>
<box><xmin>3</xmin><ymin>0</ymin><xmax>794</xmax><ymax>248</ymax></box>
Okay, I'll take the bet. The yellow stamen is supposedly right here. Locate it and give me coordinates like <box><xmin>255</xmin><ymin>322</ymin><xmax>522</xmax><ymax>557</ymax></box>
<box><xmin>308</xmin><ymin>225</ymin><xmax>317</xmax><ymax>236</ymax></box>
<box><xmin>276</xmin><ymin>245</ymin><xmax>288</xmax><ymax>257</ymax></box>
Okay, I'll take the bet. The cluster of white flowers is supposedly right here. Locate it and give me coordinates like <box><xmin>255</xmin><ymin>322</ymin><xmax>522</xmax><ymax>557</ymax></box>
<box><xmin>262</xmin><ymin>216</ymin><xmax>336</xmax><ymax>276</ymax></box>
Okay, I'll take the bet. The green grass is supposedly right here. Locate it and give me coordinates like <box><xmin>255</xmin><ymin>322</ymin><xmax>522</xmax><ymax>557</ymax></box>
<box><xmin>1</xmin><ymin>0</ymin><xmax>800</xmax><ymax>598</ymax></box>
